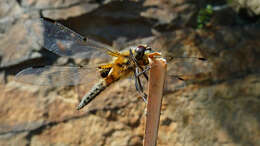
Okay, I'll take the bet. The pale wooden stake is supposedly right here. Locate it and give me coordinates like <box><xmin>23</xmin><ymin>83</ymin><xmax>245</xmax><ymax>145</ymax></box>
<box><xmin>144</xmin><ymin>56</ymin><xmax>167</xmax><ymax>146</ymax></box>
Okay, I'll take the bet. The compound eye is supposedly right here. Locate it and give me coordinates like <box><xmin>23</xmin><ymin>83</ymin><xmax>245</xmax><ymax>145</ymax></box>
<box><xmin>135</xmin><ymin>45</ymin><xmax>146</xmax><ymax>59</ymax></box>
<box><xmin>136</xmin><ymin>45</ymin><xmax>146</xmax><ymax>53</ymax></box>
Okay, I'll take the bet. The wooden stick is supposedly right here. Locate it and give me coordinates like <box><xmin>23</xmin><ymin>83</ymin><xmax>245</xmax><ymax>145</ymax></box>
<box><xmin>144</xmin><ymin>56</ymin><xmax>167</xmax><ymax>146</ymax></box>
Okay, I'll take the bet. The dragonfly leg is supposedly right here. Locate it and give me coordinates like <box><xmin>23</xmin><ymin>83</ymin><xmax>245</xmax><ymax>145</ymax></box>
<box><xmin>137</xmin><ymin>66</ymin><xmax>151</xmax><ymax>78</ymax></box>
<box><xmin>133</xmin><ymin>67</ymin><xmax>142</xmax><ymax>92</ymax></box>
<box><xmin>140</xmin><ymin>93</ymin><xmax>148</xmax><ymax>104</ymax></box>
<box><xmin>134</xmin><ymin>67</ymin><xmax>147</xmax><ymax>104</ymax></box>
<box><xmin>129</xmin><ymin>49</ymin><xmax>148</xmax><ymax>103</ymax></box>
<box><xmin>136</xmin><ymin>65</ymin><xmax>148</xmax><ymax>81</ymax></box>
<box><xmin>129</xmin><ymin>49</ymin><xmax>149</xmax><ymax>80</ymax></box>
<box><xmin>137</xmin><ymin>77</ymin><xmax>148</xmax><ymax>104</ymax></box>
<box><xmin>135</xmin><ymin>68</ymin><xmax>144</xmax><ymax>92</ymax></box>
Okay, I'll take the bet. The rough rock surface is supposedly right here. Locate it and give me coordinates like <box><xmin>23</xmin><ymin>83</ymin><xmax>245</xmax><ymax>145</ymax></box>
<box><xmin>231</xmin><ymin>0</ymin><xmax>260</xmax><ymax>15</ymax></box>
<box><xmin>1</xmin><ymin>0</ymin><xmax>260</xmax><ymax>146</ymax></box>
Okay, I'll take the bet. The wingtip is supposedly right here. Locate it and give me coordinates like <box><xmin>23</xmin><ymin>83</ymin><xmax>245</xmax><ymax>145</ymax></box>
<box><xmin>14</xmin><ymin>74</ymin><xmax>20</xmax><ymax>82</ymax></box>
<box><xmin>14</xmin><ymin>68</ymin><xmax>31</xmax><ymax>81</ymax></box>
<box><xmin>198</xmin><ymin>57</ymin><xmax>207</xmax><ymax>61</ymax></box>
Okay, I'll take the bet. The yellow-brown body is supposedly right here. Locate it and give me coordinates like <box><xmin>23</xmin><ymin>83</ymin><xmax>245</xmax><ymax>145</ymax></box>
<box><xmin>99</xmin><ymin>49</ymin><xmax>150</xmax><ymax>85</ymax></box>
<box><xmin>77</xmin><ymin>48</ymin><xmax>151</xmax><ymax>110</ymax></box>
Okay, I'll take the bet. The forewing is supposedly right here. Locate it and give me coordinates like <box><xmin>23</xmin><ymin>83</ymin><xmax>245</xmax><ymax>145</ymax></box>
<box><xmin>166</xmin><ymin>58</ymin><xmax>212</xmax><ymax>92</ymax></box>
<box><xmin>27</xmin><ymin>18</ymin><xmax>114</xmax><ymax>61</ymax></box>
<box><xmin>15</xmin><ymin>66</ymin><xmax>99</xmax><ymax>87</ymax></box>
<box><xmin>167</xmin><ymin>58</ymin><xmax>212</xmax><ymax>76</ymax></box>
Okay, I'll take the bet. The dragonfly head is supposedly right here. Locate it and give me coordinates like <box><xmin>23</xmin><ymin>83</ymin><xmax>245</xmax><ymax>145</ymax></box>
<box><xmin>135</xmin><ymin>45</ymin><xmax>152</xmax><ymax>60</ymax></box>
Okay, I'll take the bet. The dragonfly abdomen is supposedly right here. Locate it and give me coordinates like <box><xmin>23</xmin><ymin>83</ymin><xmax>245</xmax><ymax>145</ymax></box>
<box><xmin>77</xmin><ymin>80</ymin><xmax>107</xmax><ymax>110</ymax></box>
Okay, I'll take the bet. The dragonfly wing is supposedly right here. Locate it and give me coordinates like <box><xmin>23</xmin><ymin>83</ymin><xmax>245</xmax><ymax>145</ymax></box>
<box><xmin>15</xmin><ymin>66</ymin><xmax>99</xmax><ymax>87</ymax></box>
<box><xmin>28</xmin><ymin>18</ymin><xmax>114</xmax><ymax>61</ymax></box>
<box><xmin>166</xmin><ymin>58</ymin><xmax>212</xmax><ymax>92</ymax></box>
<box><xmin>167</xmin><ymin>58</ymin><xmax>212</xmax><ymax>76</ymax></box>
<box><xmin>164</xmin><ymin>75</ymin><xmax>187</xmax><ymax>93</ymax></box>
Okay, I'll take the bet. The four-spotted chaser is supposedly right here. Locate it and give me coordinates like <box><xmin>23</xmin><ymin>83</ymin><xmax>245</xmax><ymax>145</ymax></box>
<box><xmin>15</xmin><ymin>18</ymin><xmax>211</xmax><ymax>110</ymax></box>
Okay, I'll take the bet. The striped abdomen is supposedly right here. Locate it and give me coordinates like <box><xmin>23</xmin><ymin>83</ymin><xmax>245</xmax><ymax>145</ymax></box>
<box><xmin>77</xmin><ymin>80</ymin><xmax>108</xmax><ymax>110</ymax></box>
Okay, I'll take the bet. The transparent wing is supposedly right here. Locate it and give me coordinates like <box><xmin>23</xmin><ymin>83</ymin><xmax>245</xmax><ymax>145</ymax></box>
<box><xmin>167</xmin><ymin>58</ymin><xmax>212</xmax><ymax>76</ymax></box>
<box><xmin>15</xmin><ymin>66</ymin><xmax>99</xmax><ymax>87</ymax></box>
<box><xmin>27</xmin><ymin>18</ymin><xmax>114</xmax><ymax>61</ymax></box>
<box><xmin>165</xmin><ymin>57</ymin><xmax>212</xmax><ymax>92</ymax></box>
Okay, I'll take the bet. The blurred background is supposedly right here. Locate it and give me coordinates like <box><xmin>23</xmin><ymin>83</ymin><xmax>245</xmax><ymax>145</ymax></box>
<box><xmin>1</xmin><ymin>0</ymin><xmax>260</xmax><ymax>146</ymax></box>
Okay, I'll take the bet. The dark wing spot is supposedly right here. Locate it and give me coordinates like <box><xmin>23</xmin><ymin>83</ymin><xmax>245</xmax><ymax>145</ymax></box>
<box><xmin>198</xmin><ymin>57</ymin><xmax>207</xmax><ymax>61</ymax></box>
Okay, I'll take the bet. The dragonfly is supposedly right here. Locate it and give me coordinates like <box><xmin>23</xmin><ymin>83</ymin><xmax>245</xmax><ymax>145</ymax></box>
<box><xmin>15</xmin><ymin>18</ymin><xmax>211</xmax><ymax>110</ymax></box>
